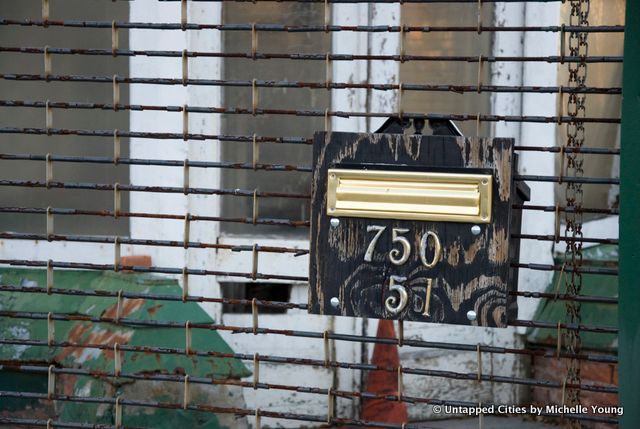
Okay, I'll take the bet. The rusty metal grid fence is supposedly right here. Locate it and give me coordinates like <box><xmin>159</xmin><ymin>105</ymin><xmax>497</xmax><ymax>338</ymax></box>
<box><xmin>0</xmin><ymin>0</ymin><xmax>621</xmax><ymax>428</ymax></box>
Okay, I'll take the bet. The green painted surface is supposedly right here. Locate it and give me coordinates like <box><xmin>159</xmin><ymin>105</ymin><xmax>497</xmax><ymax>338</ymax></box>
<box><xmin>620</xmin><ymin>0</ymin><xmax>640</xmax><ymax>425</ymax></box>
<box><xmin>0</xmin><ymin>268</ymin><xmax>250</xmax><ymax>428</ymax></box>
<box><xmin>527</xmin><ymin>245</ymin><xmax>618</xmax><ymax>352</ymax></box>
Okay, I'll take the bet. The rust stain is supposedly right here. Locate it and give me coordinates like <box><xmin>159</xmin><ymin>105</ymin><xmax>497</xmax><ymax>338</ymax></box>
<box><xmin>102</xmin><ymin>297</ymin><xmax>145</xmax><ymax>320</ymax></box>
<box><xmin>464</xmin><ymin>236</ymin><xmax>484</xmax><ymax>264</ymax></box>
<box><xmin>55</xmin><ymin>323</ymin><xmax>91</xmax><ymax>362</ymax></box>
<box><xmin>446</xmin><ymin>241</ymin><xmax>461</xmax><ymax>266</ymax></box>
<box><xmin>60</xmin><ymin>374</ymin><xmax>78</xmax><ymax>397</ymax></box>
<box><xmin>146</xmin><ymin>304</ymin><xmax>162</xmax><ymax>315</ymax></box>
<box><xmin>93</xmin><ymin>329</ymin><xmax>134</xmax><ymax>360</ymax></box>
<box><xmin>488</xmin><ymin>228</ymin><xmax>508</xmax><ymax>264</ymax></box>
<box><xmin>56</xmin><ymin>322</ymin><xmax>133</xmax><ymax>363</ymax></box>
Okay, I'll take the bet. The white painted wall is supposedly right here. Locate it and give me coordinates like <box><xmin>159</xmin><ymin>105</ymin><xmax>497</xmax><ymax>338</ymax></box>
<box><xmin>368</xmin><ymin>3</ymin><xmax>401</xmax><ymax>133</ymax></box>
<box><xmin>517</xmin><ymin>2</ymin><xmax>561</xmax><ymax>322</ymax></box>
<box><xmin>129</xmin><ymin>1</ymin><xmax>190</xmax><ymax>276</ymax></box>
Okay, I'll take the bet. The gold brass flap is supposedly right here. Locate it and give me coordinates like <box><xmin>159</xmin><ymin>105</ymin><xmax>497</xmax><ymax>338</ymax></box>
<box><xmin>327</xmin><ymin>169</ymin><xmax>492</xmax><ymax>223</ymax></box>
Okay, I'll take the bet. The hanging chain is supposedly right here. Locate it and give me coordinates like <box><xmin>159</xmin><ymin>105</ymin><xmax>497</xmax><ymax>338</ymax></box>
<box><xmin>564</xmin><ymin>0</ymin><xmax>589</xmax><ymax>425</ymax></box>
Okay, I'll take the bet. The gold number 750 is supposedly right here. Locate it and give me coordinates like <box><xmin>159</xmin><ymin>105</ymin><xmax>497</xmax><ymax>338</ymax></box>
<box><xmin>364</xmin><ymin>226</ymin><xmax>442</xmax><ymax>268</ymax></box>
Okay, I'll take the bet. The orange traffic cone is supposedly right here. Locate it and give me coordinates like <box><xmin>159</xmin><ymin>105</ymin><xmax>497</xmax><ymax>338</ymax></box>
<box><xmin>361</xmin><ymin>319</ymin><xmax>408</xmax><ymax>427</ymax></box>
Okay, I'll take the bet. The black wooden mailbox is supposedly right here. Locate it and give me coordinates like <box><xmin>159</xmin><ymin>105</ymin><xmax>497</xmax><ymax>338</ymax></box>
<box><xmin>308</xmin><ymin>122</ymin><xmax>530</xmax><ymax>327</ymax></box>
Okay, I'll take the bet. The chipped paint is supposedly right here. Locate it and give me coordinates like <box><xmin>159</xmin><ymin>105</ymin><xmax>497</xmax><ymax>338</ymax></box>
<box><xmin>446</xmin><ymin>241</ymin><xmax>461</xmax><ymax>266</ymax></box>
<box><xmin>488</xmin><ymin>228</ymin><xmax>508</xmax><ymax>264</ymax></box>
<box><xmin>464</xmin><ymin>236</ymin><xmax>484</xmax><ymax>265</ymax></box>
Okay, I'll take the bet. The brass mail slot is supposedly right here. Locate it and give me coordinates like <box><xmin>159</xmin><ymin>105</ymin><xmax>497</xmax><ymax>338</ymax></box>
<box><xmin>327</xmin><ymin>169</ymin><xmax>492</xmax><ymax>223</ymax></box>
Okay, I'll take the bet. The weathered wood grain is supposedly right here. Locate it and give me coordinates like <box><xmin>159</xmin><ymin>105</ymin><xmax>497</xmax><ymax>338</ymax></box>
<box><xmin>309</xmin><ymin>132</ymin><xmax>526</xmax><ymax>328</ymax></box>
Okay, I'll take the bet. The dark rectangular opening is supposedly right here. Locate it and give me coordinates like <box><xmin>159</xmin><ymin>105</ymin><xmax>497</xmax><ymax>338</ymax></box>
<box><xmin>221</xmin><ymin>282</ymin><xmax>291</xmax><ymax>314</ymax></box>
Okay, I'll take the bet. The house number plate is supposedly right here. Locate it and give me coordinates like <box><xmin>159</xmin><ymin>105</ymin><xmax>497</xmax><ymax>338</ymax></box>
<box><xmin>308</xmin><ymin>131</ymin><xmax>528</xmax><ymax>327</ymax></box>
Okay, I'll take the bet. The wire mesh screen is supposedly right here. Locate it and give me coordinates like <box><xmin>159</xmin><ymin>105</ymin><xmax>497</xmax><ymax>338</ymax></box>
<box><xmin>0</xmin><ymin>1</ymin><xmax>622</xmax><ymax>428</ymax></box>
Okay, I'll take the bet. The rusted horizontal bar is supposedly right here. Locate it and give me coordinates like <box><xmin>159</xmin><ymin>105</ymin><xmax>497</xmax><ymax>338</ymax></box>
<box><xmin>0</xmin><ymin>127</ymin><xmax>614</xmax><ymax>151</ymax></box>
<box><xmin>0</xmin><ymin>205</ymin><xmax>617</xmax><ymax>228</ymax></box>
<box><xmin>0</xmin><ymin>250</ymin><xmax>618</xmax><ymax>281</ymax></box>
<box><xmin>507</xmin><ymin>319</ymin><xmax>617</xmax><ymax>334</ymax></box>
<box><xmin>0</xmin><ymin>362</ymin><xmax>525</xmax><ymax>417</ymax></box>
<box><xmin>0</xmin><ymin>46</ymin><xmax>623</xmax><ymax>64</ymax></box>
<box><xmin>0</xmin><ymin>283</ymin><xmax>615</xmax><ymax>317</ymax></box>
<box><xmin>0</xmin><ymin>338</ymin><xmax>618</xmax><ymax>394</ymax></box>
<box><xmin>513</xmin><ymin>262</ymin><xmax>617</xmax><ymax>276</ymax></box>
<box><xmin>0</xmin><ymin>206</ymin><xmax>310</xmax><ymax>228</ymax></box>
<box><xmin>0</xmin><ymin>232</ymin><xmax>309</xmax><ymax>256</ymax></box>
<box><xmin>0</xmin><ymin>155</ymin><xmax>621</xmax><ymax>186</ymax></box>
<box><xmin>0</xmin><ymin>153</ymin><xmax>313</xmax><ymax>173</ymax></box>
<box><xmin>0</xmin><ymin>177</ymin><xmax>617</xmax><ymax>202</ymax></box>
<box><xmin>0</xmin><ymin>99</ymin><xmax>620</xmax><ymax>124</ymax></box>
<box><xmin>0</xmin><ymin>417</ymin><xmax>114</xmax><ymax>429</ymax></box>
<box><xmin>0</xmin><ymin>19</ymin><xmax>624</xmax><ymax>34</ymax></box>
<box><xmin>0</xmin><ymin>284</ymin><xmax>307</xmax><ymax>311</ymax></box>
<box><xmin>0</xmin><ymin>390</ymin><xmax>616</xmax><ymax>428</ymax></box>
<box><xmin>0</xmin><ymin>125</ymin><xmax>620</xmax><ymax>155</ymax></box>
<box><xmin>514</xmin><ymin>204</ymin><xmax>619</xmax><ymax>216</ymax></box>
<box><xmin>0</xmin><ymin>229</ymin><xmax>616</xmax><ymax>251</ymax></box>
<box><xmin>0</xmin><ymin>126</ymin><xmax>313</xmax><ymax>145</ymax></box>
<box><xmin>0</xmin><ymin>259</ymin><xmax>308</xmax><ymax>282</ymax></box>
<box><xmin>515</xmin><ymin>174</ymin><xmax>619</xmax><ymax>185</ymax></box>
<box><xmin>0</xmin><ymin>204</ymin><xmax>615</xmax><ymax>227</ymax></box>
<box><xmin>510</xmin><ymin>290</ymin><xmax>618</xmax><ymax>305</ymax></box>
<box><xmin>509</xmin><ymin>319</ymin><xmax>617</xmax><ymax>335</ymax></box>
<box><xmin>0</xmin><ymin>176</ymin><xmax>617</xmax><ymax>212</ymax></box>
<box><xmin>0</xmin><ymin>306</ymin><xmax>617</xmax><ymax>362</ymax></box>
<box><xmin>513</xmin><ymin>233</ymin><xmax>618</xmax><ymax>245</ymax></box>
<box><xmin>0</xmin><ymin>390</ymin><xmax>328</xmax><ymax>428</ymax></box>
<box><xmin>0</xmin><ymin>309</ymin><xmax>617</xmax><ymax>357</ymax></box>
<box><xmin>0</xmin><ymin>285</ymin><xmax>617</xmax><ymax>363</ymax></box>
<box><xmin>0</xmin><ymin>180</ymin><xmax>310</xmax><ymax>200</ymax></box>
<box><xmin>515</xmin><ymin>146</ymin><xmax>620</xmax><ymax>155</ymax></box>
<box><xmin>0</xmin><ymin>363</ymin><xmax>617</xmax><ymax>413</ymax></box>
<box><xmin>0</xmin><ymin>73</ymin><xmax>622</xmax><ymax>96</ymax></box>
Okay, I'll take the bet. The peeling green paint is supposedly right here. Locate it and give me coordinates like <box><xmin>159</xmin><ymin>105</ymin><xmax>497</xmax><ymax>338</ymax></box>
<box><xmin>0</xmin><ymin>268</ymin><xmax>250</xmax><ymax>428</ymax></box>
<box><xmin>526</xmin><ymin>245</ymin><xmax>618</xmax><ymax>352</ymax></box>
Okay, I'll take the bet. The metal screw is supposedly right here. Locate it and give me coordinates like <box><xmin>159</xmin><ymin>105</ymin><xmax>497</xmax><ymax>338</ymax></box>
<box><xmin>466</xmin><ymin>310</ymin><xmax>477</xmax><ymax>321</ymax></box>
<box><xmin>471</xmin><ymin>225</ymin><xmax>481</xmax><ymax>235</ymax></box>
<box><xmin>330</xmin><ymin>218</ymin><xmax>340</xmax><ymax>228</ymax></box>
<box><xmin>330</xmin><ymin>297</ymin><xmax>340</xmax><ymax>308</ymax></box>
